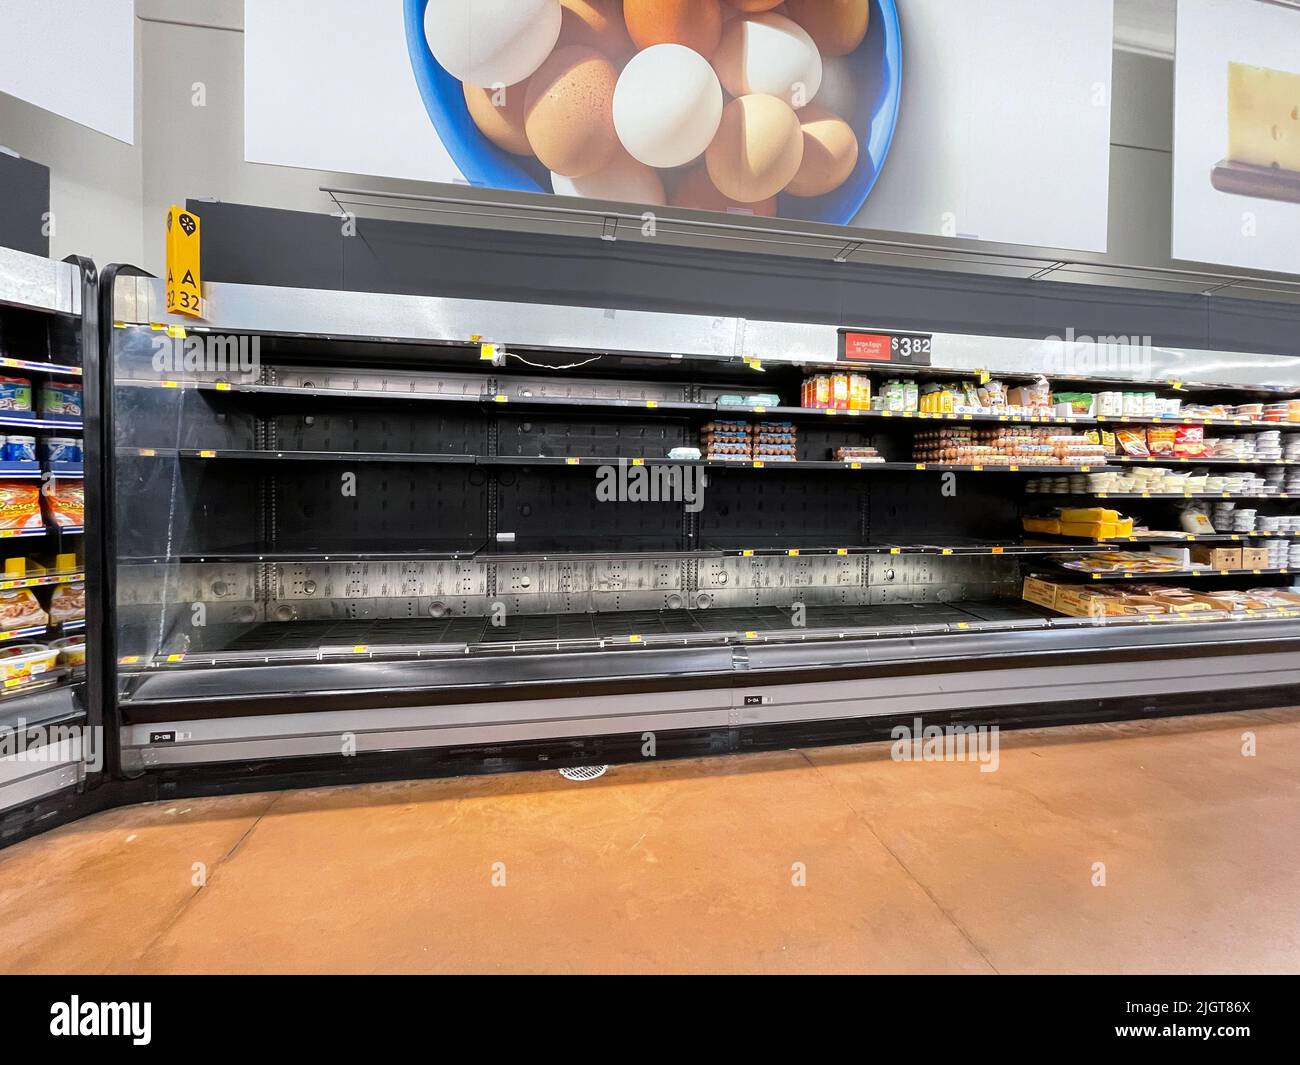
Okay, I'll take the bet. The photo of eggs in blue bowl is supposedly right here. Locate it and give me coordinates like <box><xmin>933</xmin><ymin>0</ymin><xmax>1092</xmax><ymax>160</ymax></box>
<box><xmin>403</xmin><ymin>0</ymin><xmax>902</xmax><ymax>224</ymax></box>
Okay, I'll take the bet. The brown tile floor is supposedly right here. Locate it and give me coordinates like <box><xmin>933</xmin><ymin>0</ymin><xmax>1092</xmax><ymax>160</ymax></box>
<box><xmin>2</xmin><ymin>708</ymin><xmax>1299</xmax><ymax>974</ymax></box>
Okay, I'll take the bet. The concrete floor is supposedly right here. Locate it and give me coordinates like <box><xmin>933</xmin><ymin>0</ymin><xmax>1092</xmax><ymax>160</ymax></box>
<box><xmin>2</xmin><ymin>707</ymin><xmax>1299</xmax><ymax>974</ymax></box>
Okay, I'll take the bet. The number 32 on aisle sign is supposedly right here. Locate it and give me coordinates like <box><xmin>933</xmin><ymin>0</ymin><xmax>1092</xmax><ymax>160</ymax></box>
<box><xmin>165</xmin><ymin>205</ymin><xmax>204</xmax><ymax>319</ymax></box>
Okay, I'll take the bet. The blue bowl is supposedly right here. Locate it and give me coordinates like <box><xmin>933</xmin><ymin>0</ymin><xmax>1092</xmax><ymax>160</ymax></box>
<box><xmin>403</xmin><ymin>0</ymin><xmax>903</xmax><ymax>224</ymax></box>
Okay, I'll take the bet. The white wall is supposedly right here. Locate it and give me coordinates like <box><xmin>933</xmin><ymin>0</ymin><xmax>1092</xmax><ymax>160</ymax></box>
<box><xmin>0</xmin><ymin>0</ymin><xmax>1245</xmax><ymax>293</ymax></box>
<box><xmin>0</xmin><ymin>15</ymin><xmax>143</xmax><ymax>266</ymax></box>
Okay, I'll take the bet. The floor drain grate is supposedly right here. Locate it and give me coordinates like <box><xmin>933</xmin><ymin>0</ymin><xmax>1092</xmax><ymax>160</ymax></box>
<box><xmin>559</xmin><ymin>765</ymin><xmax>608</xmax><ymax>782</ymax></box>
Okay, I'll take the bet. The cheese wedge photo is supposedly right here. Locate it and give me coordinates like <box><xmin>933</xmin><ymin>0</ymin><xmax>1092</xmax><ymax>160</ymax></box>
<box><xmin>1227</xmin><ymin>62</ymin><xmax>1300</xmax><ymax>173</ymax></box>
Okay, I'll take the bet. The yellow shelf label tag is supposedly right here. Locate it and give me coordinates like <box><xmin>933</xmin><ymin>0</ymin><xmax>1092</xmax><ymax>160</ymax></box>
<box><xmin>479</xmin><ymin>343</ymin><xmax>497</xmax><ymax>361</ymax></box>
<box><xmin>164</xmin><ymin>205</ymin><xmax>204</xmax><ymax>318</ymax></box>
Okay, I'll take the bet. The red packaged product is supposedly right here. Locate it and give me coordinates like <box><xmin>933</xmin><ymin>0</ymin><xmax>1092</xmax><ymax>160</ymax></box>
<box><xmin>0</xmin><ymin>481</ymin><xmax>43</xmax><ymax>531</ymax></box>
<box><xmin>1174</xmin><ymin>424</ymin><xmax>1207</xmax><ymax>458</ymax></box>
<box><xmin>41</xmin><ymin>481</ymin><xmax>84</xmax><ymax>528</ymax></box>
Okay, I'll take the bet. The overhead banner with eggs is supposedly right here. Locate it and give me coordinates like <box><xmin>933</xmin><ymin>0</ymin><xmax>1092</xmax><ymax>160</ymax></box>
<box><xmin>245</xmin><ymin>0</ymin><xmax>1114</xmax><ymax>253</ymax></box>
<box><xmin>1172</xmin><ymin>0</ymin><xmax>1300</xmax><ymax>277</ymax></box>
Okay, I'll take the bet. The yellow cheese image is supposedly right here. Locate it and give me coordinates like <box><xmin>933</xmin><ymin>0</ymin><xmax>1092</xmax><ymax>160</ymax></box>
<box><xmin>1059</xmin><ymin>507</ymin><xmax>1120</xmax><ymax>524</ymax></box>
<box><xmin>1227</xmin><ymin>63</ymin><xmax>1300</xmax><ymax>173</ymax></box>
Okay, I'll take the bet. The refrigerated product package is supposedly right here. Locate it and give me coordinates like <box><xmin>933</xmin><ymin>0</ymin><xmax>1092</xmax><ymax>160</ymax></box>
<box><xmin>49</xmin><ymin>634</ymin><xmax>86</xmax><ymax>669</ymax></box>
<box><xmin>1</xmin><ymin>435</ymin><xmax>36</xmax><ymax>462</ymax></box>
<box><xmin>48</xmin><ymin>582</ymin><xmax>85</xmax><ymax>624</ymax></box>
<box><xmin>1174</xmin><ymin>424</ymin><xmax>1208</xmax><ymax>458</ymax></box>
<box><xmin>0</xmin><ymin>377</ymin><xmax>33</xmax><ymax>412</ymax></box>
<box><xmin>0</xmin><ymin>588</ymin><xmax>47</xmax><ymax>631</ymax></box>
<box><xmin>42</xmin><ymin>437</ymin><xmax>83</xmax><ymax>464</ymax></box>
<box><xmin>41</xmin><ymin>481</ymin><xmax>84</xmax><ymax>527</ymax></box>
<box><xmin>0</xmin><ymin>643</ymin><xmax>58</xmax><ymax>686</ymax></box>
<box><xmin>0</xmin><ymin>481</ymin><xmax>44</xmax><ymax>531</ymax></box>
<box><xmin>39</xmin><ymin>381</ymin><xmax>83</xmax><ymax>418</ymax></box>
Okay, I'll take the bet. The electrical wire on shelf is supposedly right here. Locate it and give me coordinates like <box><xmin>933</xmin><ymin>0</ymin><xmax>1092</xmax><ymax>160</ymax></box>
<box><xmin>506</xmin><ymin>351</ymin><xmax>604</xmax><ymax>371</ymax></box>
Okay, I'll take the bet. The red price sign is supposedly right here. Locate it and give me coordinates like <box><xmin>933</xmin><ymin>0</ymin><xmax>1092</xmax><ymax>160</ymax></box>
<box><xmin>843</xmin><ymin>333</ymin><xmax>893</xmax><ymax>361</ymax></box>
<box><xmin>840</xmin><ymin>330</ymin><xmax>933</xmax><ymax>364</ymax></box>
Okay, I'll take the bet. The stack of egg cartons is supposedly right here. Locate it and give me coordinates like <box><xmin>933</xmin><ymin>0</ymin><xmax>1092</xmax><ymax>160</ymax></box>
<box><xmin>750</xmin><ymin>421</ymin><xmax>798</xmax><ymax>463</ymax></box>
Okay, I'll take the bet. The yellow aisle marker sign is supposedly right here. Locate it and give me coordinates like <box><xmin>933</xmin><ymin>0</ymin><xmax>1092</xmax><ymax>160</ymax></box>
<box><xmin>165</xmin><ymin>205</ymin><xmax>204</xmax><ymax>318</ymax></box>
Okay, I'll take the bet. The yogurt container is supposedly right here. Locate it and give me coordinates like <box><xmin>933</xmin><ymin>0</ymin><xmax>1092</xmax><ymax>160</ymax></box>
<box><xmin>1</xmin><ymin>435</ymin><xmax>36</xmax><ymax>462</ymax></box>
<box><xmin>0</xmin><ymin>377</ymin><xmax>33</xmax><ymax>412</ymax></box>
<box><xmin>50</xmin><ymin>635</ymin><xmax>86</xmax><ymax>669</ymax></box>
<box><xmin>40</xmin><ymin>382</ymin><xmax>82</xmax><ymax>418</ymax></box>
<box><xmin>42</xmin><ymin>437</ymin><xmax>82</xmax><ymax>464</ymax></box>
<box><xmin>0</xmin><ymin>643</ymin><xmax>58</xmax><ymax>686</ymax></box>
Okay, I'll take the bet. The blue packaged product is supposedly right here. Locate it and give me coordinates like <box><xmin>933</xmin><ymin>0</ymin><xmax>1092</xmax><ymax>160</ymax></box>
<box><xmin>0</xmin><ymin>377</ymin><xmax>32</xmax><ymax>412</ymax></box>
<box><xmin>2</xmin><ymin>435</ymin><xmax>36</xmax><ymax>462</ymax></box>
<box><xmin>40</xmin><ymin>382</ymin><xmax>82</xmax><ymax>418</ymax></box>
<box><xmin>43</xmin><ymin>437</ymin><xmax>82</xmax><ymax>465</ymax></box>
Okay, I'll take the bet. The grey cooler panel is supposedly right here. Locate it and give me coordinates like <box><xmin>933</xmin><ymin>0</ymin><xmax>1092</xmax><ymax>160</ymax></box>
<box><xmin>121</xmin><ymin>641</ymin><xmax>1300</xmax><ymax>768</ymax></box>
<box><xmin>0</xmin><ymin>736</ymin><xmax>85</xmax><ymax>813</ymax></box>
<box><xmin>0</xmin><ymin>244</ymin><xmax>81</xmax><ymax>315</ymax></box>
<box><xmin>112</xmin><ymin>275</ymin><xmax>1300</xmax><ymax>390</ymax></box>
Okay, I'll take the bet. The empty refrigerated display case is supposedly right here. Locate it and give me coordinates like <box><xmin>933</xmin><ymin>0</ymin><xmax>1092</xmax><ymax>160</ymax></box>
<box><xmin>102</xmin><ymin>272</ymin><xmax>1300</xmax><ymax>776</ymax></box>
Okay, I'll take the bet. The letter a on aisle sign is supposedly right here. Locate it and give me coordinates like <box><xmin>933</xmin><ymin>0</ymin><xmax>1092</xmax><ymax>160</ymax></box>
<box><xmin>166</xmin><ymin>204</ymin><xmax>204</xmax><ymax>318</ymax></box>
